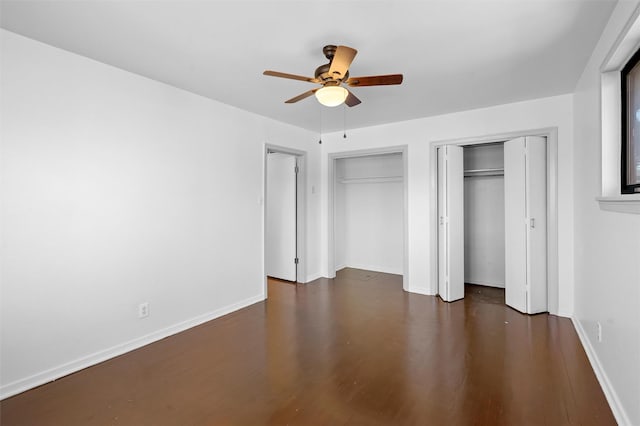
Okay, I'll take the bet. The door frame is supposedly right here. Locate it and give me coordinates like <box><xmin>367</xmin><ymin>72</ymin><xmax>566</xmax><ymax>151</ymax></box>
<box><xmin>429</xmin><ymin>128</ymin><xmax>559</xmax><ymax>314</ymax></box>
<box><xmin>263</xmin><ymin>144</ymin><xmax>307</xmax><ymax>297</ymax></box>
<box><xmin>327</xmin><ymin>145</ymin><xmax>409</xmax><ymax>290</ymax></box>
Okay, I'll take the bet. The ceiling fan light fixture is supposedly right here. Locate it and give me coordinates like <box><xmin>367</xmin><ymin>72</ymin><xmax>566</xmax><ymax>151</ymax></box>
<box><xmin>315</xmin><ymin>86</ymin><xmax>348</xmax><ymax>107</ymax></box>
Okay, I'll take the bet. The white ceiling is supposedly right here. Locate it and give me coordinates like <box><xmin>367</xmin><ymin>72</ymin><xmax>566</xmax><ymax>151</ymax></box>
<box><xmin>0</xmin><ymin>0</ymin><xmax>617</xmax><ymax>132</ymax></box>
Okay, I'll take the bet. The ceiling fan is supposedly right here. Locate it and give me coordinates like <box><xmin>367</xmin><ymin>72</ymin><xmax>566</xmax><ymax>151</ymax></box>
<box><xmin>263</xmin><ymin>45</ymin><xmax>403</xmax><ymax>108</ymax></box>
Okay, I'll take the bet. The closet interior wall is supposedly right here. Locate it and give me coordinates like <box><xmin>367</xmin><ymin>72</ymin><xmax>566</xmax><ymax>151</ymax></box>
<box><xmin>463</xmin><ymin>143</ymin><xmax>505</xmax><ymax>288</ymax></box>
<box><xmin>335</xmin><ymin>154</ymin><xmax>404</xmax><ymax>275</ymax></box>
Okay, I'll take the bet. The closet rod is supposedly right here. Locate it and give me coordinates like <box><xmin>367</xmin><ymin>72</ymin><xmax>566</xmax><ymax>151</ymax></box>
<box><xmin>464</xmin><ymin>173</ymin><xmax>504</xmax><ymax>178</ymax></box>
<box><xmin>339</xmin><ymin>176</ymin><xmax>403</xmax><ymax>184</ymax></box>
<box><xmin>464</xmin><ymin>167</ymin><xmax>504</xmax><ymax>178</ymax></box>
<box><xmin>464</xmin><ymin>168</ymin><xmax>504</xmax><ymax>173</ymax></box>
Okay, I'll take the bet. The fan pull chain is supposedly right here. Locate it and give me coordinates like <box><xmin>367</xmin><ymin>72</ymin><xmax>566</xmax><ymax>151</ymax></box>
<box><xmin>343</xmin><ymin>103</ymin><xmax>347</xmax><ymax>139</ymax></box>
<box><xmin>318</xmin><ymin>103</ymin><xmax>323</xmax><ymax>144</ymax></box>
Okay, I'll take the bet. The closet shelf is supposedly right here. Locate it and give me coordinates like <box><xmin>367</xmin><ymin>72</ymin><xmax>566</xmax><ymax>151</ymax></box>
<box><xmin>339</xmin><ymin>176</ymin><xmax>403</xmax><ymax>184</ymax></box>
<box><xmin>464</xmin><ymin>168</ymin><xmax>504</xmax><ymax>177</ymax></box>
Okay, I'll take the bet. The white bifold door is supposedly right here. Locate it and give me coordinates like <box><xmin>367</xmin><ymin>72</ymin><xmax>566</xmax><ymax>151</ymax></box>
<box><xmin>266</xmin><ymin>153</ymin><xmax>297</xmax><ymax>282</ymax></box>
<box><xmin>438</xmin><ymin>145</ymin><xmax>464</xmax><ymax>302</ymax></box>
<box><xmin>504</xmin><ymin>136</ymin><xmax>547</xmax><ymax>313</ymax></box>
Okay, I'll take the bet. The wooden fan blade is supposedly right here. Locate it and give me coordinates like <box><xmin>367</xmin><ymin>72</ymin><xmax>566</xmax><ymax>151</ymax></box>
<box><xmin>346</xmin><ymin>74</ymin><xmax>403</xmax><ymax>87</ymax></box>
<box><xmin>328</xmin><ymin>46</ymin><xmax>357</xmax><ymax>80</ymax></box>
<box><xmin>345</xmin><ymin>90</ymin><xmax>361</xmax><ymax>107</ymax></box>
<box><xmin>285</xmin><ymin>88</ymin><xmax>319</xmax><ymax>104</ymax></box>
<box><xmin>264</xmin><ymin>70</ymin><xmax>319</xmax><ymax>83</ymax></box>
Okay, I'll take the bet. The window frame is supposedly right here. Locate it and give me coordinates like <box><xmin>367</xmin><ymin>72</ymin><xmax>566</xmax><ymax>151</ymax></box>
<box><xmin>620</xmin><ymin>47</ymin><xmax>640</xmax><ymax>194</ymax></box>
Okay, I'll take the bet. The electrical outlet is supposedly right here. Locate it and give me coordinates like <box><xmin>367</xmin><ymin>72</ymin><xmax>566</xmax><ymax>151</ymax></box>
<box><xmin>596</xmin><ymin>321</ymin><xmax>602</xmax><ymax>342</ymax></box>
<box><xmin>138</xmin><ymin>302</ymin><xmax>149</xmax><ymax>319</ymax></box>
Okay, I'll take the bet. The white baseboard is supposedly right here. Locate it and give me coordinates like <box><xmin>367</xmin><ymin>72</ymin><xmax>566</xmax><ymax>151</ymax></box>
<box><xmin>406</xmin><ymin>286</ymin><xmax>432</xmax><ymax>296</ymax></box>
<box><xmin>0</xmin><ymin>294</ymin><xmax>265</xmax><ymax>400</ymax></box>
<box><xmin>303</xmin><ymin>273</ymin><xmax>322</xmax><ymax>283</ymax></box>
<box><xmin>337</xmin><ymin>265</ymin><xmax>431</xmax><ymax>295</ymax></box>
<box><xmin>572</xmin><ymin>317</ymin><xmax>631</xmax><ymax>426</ymax></box>
<box><xmin>341</xmin><ymin>263</ymin><xmax>403</xmax><ymax>275</ymax></box>
<box><xmin>554</xmin><ymin>309</ymin><xmax>572</xmax><ymax>318</ymax></box>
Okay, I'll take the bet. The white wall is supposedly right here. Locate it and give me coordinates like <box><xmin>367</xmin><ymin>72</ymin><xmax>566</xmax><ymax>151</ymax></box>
<box><xmin>0</xmin><ymin>30</ymin><xmax>320</xmax><ymax>398</ymax></box>
<box><xmin>572</xmin><ymin>2</ymin><xmax>640</xmax><ymax>424</ymax></box>
<box><xmin>335</xmin><ymin>154</ymin><xmax>403</xmax><ymax>274</ymax></box>
<box><xmin>320</xmin><ymin>94</ymin><xmax>574</xmax><ymax>313</ymax></box>
<box><xmin>463</xmin><ymin>145</ymin><xmax>505</xmax><ymax>287</ymax></box>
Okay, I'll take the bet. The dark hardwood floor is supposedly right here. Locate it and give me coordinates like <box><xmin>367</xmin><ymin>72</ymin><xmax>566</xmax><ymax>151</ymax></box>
<box><xmin>0</xmin><ymin>269</ymin><xmax>614</xmax><ymax>425</ymax></box>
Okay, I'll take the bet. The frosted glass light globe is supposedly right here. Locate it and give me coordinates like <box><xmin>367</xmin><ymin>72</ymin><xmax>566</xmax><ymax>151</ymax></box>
<box><xmin>315</xmin><ymin>86</ymin><xmax>348</xmax><ymax>107</ymax></box>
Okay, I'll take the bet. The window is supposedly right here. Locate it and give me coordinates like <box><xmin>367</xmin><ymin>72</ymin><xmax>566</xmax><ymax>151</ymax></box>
<box><xmin>597</xmin><ymin>6</ymin><xmax>640</xmax><ymax>213</ymax></box>
<box><xmin>621</xmin><ymin>47</ymin><xmax>640</xmax><ymax>193</ymax></box>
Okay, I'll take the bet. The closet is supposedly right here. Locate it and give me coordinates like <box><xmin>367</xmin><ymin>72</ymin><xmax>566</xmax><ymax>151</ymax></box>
<box><xmin>335</xmin><ymin>153</ymin><xmax>404</xmax><ymax>275</ymax></box>
<box><xmin>437</xmin><ymin>136</ymin><xmax>547</xmax><ymax>314</ymax></box>
<box><xmin>463</xmin><ymin>143</ymin><xmax>505</xmax><ymax>289</ymax></box>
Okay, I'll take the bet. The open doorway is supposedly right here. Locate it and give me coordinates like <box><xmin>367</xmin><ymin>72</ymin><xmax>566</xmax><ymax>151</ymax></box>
<box><xmin>327</xmin><ymin>146</ymin><xmax>409</xmax><ymax>290</ymax></box>
<box><xmin>462</xmin><ymin>143</ymin><xmax>508</xmax><ymax>307</ymax></box>
<box><xmin>264</xmin><ymin>145</ymin><xmax>307</xmax><ymax>297</ymax></box>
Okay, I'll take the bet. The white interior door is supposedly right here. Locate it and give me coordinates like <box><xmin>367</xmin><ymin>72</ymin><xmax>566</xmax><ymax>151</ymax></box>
<box><xmin>504</xmin><ymin>136</ymin><xmax>547</xmax><ymax>313</ymax></box>
<box><xmin>266</xmin><ymin>153</ymin><xmax>297</xmax><ymax>281</ymax></box>
<box><xmin>438</xmin><ymin>145</ymin><xmax>464</xmax><ymax>302</ymax></box>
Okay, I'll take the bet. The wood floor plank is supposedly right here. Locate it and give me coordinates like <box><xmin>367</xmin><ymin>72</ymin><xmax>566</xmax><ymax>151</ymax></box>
<box><xmin>0</xmin><ymin>269</ymin><xmax>615</xmax><ymax>425</ymax></box>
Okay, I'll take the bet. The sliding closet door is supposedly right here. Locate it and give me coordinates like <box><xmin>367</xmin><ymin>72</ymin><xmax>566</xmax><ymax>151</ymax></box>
<box><xmin>438</xmin><ymin>145</ymin><xmax>464</xmax><ymax>302</ymax></box>
<box><xmin>504</xmin><ymin>136</ymin><xmax>547</xmax><ymax>314</ymax></box>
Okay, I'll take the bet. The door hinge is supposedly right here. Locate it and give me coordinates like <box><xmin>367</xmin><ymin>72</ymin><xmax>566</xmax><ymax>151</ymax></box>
<box><xmin>294</xmin><ymin>166</ymin><xmax>299</xmax><ymax>174</ymax></box>
<box><xmin>294</xmin><ymin>258</ymin><xmax>299</xmax><ymax>264</ymax></box>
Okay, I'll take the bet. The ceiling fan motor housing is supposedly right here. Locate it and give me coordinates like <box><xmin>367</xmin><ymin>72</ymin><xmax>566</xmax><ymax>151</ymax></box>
<box><xmin>315</xmin><ymin>45</ymin><xmax>350</xmax><ymax>83</ymax></box>
<box><xmin>315</xmin><ymin>63</ymin><xmax>349</xmax><ymax>83</ymax></box>
<box><xmin>322</xmin><ymin>45</ymin><xmax>337</xmax><ymax>60</ymax></box>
